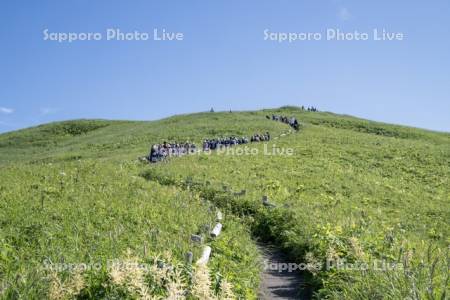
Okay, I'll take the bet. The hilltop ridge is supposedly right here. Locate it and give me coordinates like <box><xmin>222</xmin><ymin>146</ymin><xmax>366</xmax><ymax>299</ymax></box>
<box><xmin>1</xmin><ymin>107</ymin><xmax>448</xmax><ymax>165</ymax></box>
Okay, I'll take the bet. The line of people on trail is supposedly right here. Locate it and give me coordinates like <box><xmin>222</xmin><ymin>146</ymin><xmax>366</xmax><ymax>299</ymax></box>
<box><xmin>148</xmin><ymin>142</ymin><xmax>197</xmax><ymax>163</ymax></box>
<box><xmin>202</xmin><ymin>132</ymin><xmax>270</xmax><ymax>151</ymax></box>
<box><xmin>267</xmin><ymin>114</ymin><xmax>300</xmax><ymax>130</ymax></box>
<box><xmin>148</xmin><ymin>132</ymin><xmax>271</xmax><ymax>163</ymax></box>
<box><xmin>250</xmin><ymin>132</ymin><xmax>271</xmax><ymax>142</ymax></box>
<box><xmin>202</xmin><ymin>136</ymin><xmax>247</xmax><ymax>151</ymax></box>
<box><xmin>304</xmin><ymin>106</ymin><xmax>318</xmax><ymax>112</ymax></box>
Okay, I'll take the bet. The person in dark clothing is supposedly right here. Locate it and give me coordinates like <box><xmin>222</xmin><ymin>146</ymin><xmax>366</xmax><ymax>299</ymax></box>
<box><xmin>149</xmin><ymin>145</ymin><xmax>158</xmax><ymax>162</ymax></box>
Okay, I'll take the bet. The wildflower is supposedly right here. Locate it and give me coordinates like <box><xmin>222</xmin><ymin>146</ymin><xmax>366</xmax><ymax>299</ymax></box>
<box><xmin>192</xmin><ymin>265</ymin><xmax>217</xmax><ymax>300</ymax></box>
<box><xmin>349</xmin><ymin>237</ymin><xmax>364</xmax><ymax>259</ymax></box>
<box><xmin>219</xmin><ymin>278</ymin><xmax>235</xmax><ymax>300</ymax></box>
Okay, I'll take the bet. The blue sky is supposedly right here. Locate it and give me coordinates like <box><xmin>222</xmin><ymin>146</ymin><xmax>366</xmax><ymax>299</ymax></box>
<box><xmin>1</xmin><ymin>0</ymin><xmax>449</xmax><ymax>133</ymax></box>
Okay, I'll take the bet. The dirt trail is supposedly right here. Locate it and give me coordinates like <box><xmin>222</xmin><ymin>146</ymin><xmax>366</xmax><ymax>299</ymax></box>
<box><xmin>258</xmin><ymin>245</ymin><xmax>312</xmax><ymax>300</ymax></box>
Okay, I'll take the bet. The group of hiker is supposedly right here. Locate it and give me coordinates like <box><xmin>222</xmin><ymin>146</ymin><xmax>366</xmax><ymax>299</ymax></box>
<box><xmin>202</xmin><ymin>132</ymin><xmax>270</xmax><ymax>151</ymax></box>
<box><xmin>148</xmin><ymin>142</ymin><xmax>197</xmax><ymax>163</ymax></box>
<box><xmin>202</xmin><ymin>136</ymin><xmax>247</xmax><ymax>151</ymax></box>
<box><xmin>305</xmin><ymin>106</ymin><xmax>318</xmax><ymax>112</ymax></box>
<box><xmin>268</xmin><ymin>114</ymin><xmax>300</xmax><ymax>130</ymax></box>
<box><xmin>250</xmin><ymin>132</ymin><xmax>271</xmax><ymax>142</ymax></box>
<box><xmin>148</xmin><ymin>131</ymin><xmax>271</xmax><ymax>163</ymax></box>
<box><xmin>146</xmin><ymin>111</ymin><xmax>309</xmax><ymax>163</ymax></box>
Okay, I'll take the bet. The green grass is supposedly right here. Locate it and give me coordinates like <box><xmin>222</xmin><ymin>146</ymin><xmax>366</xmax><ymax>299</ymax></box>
<box><xmin>0</xmin><ymin>112</ymin><xmax>284</xmax><ymax>299</ymax></box>
<box><xmin>1</xmin><ymin>107</ymin><xmax>449</xmax><ymax>299</ymax></box>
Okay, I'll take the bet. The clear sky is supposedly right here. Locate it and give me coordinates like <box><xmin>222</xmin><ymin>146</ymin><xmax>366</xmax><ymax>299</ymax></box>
<box><xmin>1</xmin><ymin>0</ymin><xmax>449</xmax><ymax>133</ymax></box>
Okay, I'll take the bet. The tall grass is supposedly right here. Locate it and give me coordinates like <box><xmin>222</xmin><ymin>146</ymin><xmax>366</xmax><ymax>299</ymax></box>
<box><xmin>1</xmin><ymin>107</ymin><xmax>449</xmax><ymax>298</ymax></box>
<box><xmin>144</xmin><ymin>108</ymin><xmax>450</xmax><ymax>298</ymax></box>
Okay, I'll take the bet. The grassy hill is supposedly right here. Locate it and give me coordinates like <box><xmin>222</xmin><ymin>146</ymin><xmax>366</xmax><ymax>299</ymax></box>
<box><xmin>0</xmin><ymin>107</ymin><xmax>449</xmax><ymax>299</ymax></box>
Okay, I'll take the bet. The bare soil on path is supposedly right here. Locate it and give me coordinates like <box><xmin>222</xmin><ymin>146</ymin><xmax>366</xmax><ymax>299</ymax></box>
<box><xmin>258</xmin><ymin>245</ymin><xmax>313</xmax><ymax>300</ymax></box>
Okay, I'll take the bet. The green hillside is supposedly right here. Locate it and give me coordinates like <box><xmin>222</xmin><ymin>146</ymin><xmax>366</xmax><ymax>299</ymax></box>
<box><xmin>0</xmin><ymin>107</ymin><xmax>449</xmax><ymax>299</ymax></box>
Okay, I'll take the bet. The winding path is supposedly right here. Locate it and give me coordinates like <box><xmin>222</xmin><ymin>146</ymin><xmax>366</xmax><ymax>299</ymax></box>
<box><xmin>145</xmin><ymin>117</ymin><xmax>307</xmax><ymax>298</ymax></box>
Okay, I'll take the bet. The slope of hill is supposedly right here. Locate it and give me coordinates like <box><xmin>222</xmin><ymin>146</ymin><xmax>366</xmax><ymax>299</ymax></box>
<box><xmin>1</xmin><ymin>107</ymin><xmax>449</xmax><ymax>299</ymax></box>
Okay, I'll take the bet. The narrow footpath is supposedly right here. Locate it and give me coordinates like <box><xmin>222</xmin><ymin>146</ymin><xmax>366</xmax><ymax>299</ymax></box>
<box><xmin>258</xmin><ymin>245</ymin><xmax>312</xmax><ymax>300</ymax></box>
